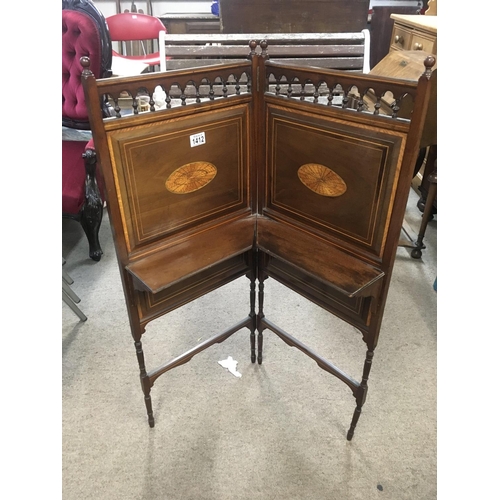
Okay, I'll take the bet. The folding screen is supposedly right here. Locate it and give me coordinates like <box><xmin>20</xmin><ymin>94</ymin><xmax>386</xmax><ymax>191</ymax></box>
<box><xmin>83</xmin><ymin>42</ymin><xmax>435</xmax><ymax>440</ymax></box>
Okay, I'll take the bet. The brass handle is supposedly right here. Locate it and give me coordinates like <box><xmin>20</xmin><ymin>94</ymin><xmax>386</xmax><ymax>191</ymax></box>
<box><xmin>394</xmin><ymin>35</ymin><xmax>404</xmax><ymax>45</ymax></box>
<box><xmin>414</xmin><ymin>42</ymin><xmax>423</xmax><ymax>50</ymax></box>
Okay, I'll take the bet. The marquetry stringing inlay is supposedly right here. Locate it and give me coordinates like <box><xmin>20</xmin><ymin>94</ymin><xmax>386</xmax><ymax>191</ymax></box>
<box><xmin>165</xmin><ymin>162</ymin><xmax>218</xmax><ymax>194</ymax></box>
<box><xmin>297</xmin><ymin>163</ymin><xmax>347</xmax><ymax>197</ymax></box>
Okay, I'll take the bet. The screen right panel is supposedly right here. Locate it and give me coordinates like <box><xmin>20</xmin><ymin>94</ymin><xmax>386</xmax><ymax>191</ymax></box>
<box><xmin>264</xmin><ymin>102</ymin><xmax>407</xmax><ymax>257</ymax></box>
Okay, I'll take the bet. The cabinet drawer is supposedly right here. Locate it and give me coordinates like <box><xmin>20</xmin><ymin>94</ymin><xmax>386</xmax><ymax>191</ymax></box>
<box><xmin>410</xmin><ymin>33</ymin><xmax>436</xmax><ymax>53</ymax></box>
<box><xmin>391</xmin><ymin>26</ymin><xmax>411</xmax><ymax>51</ymax></box>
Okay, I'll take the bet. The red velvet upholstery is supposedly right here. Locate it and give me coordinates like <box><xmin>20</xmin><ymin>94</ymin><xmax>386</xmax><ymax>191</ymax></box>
<box><xmin>62</xmin><ymin>139</ymin><xmax>105</xmax><ymax>215</ymax></box>
<box><xmin>62</xmin><ymin>9</ymin><xmax>102</xmax><ymax>125</ymax></box>
<box><xmin>62</xmin><ymin>141</ymin><xmax>88</xmax><ymax>214</ymax></box>
<box><xmin>62</xmin><ymin>0</ymin><xmax>111</xmax><ymax>261</ymax></box>
<box><xmin>106</xmin><ymin>12</ymin><xmax>169</xmax><ymax>68</ymax></box>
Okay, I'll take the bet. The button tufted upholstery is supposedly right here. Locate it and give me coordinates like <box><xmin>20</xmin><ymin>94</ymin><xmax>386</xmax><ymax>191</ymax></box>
<box><xmin>62</xmin><ymin>9</ymin><xmax>102</xmax><ymax>125</ymax></box>
<box><xmin>62</xmin><ymin>0</ymin><xmax>111</xmax><ymax>261</ymax></box>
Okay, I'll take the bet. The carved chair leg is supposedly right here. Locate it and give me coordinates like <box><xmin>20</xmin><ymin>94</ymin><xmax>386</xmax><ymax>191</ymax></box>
<box><xmin>80</xmin><ymin>201</ymin><xmax>103</xmax><ymax>261</ymax></box>
<box><xmin>411</xmin><ymin>160</ymin><xmax>437</xmax><ymax>259</ymax></box>
<box><xmin>347</xmin><ymin>350</ymin><xmax>374</xmax><ymax>441</ymax></box>
<box><xmin>80</xmin><ymin>148</ymin><xmax>104</xmax><ymax>261</ymax></box>
<box><xmin>134</xmin><ymin>340</ymin><xmax>155</xmax><ymax>427</ymax></box>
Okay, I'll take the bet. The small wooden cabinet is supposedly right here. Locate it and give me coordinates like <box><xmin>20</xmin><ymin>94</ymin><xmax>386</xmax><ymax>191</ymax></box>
<box><xmin>389</xmin><ymin>14</ymin><xmax>437</xmax><ymax>54</ymax></box>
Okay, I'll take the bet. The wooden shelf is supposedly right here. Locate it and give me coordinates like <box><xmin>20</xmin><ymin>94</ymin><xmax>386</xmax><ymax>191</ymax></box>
<box><xmin>126</xmin><ymin>216</ymin><xmax>255</xmax><ymax>294</ymax></box>
<box><xmin>257</xmin><ymin>217</ymin><xmax>384</xmax><ymax>299</ymax></box>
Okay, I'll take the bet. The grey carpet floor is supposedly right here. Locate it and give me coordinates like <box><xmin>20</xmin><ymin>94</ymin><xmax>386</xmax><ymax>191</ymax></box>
<box><xmin>62</xmin><ymin>187</ymin><xmax>437</xmax><ymax>500</ymax></box>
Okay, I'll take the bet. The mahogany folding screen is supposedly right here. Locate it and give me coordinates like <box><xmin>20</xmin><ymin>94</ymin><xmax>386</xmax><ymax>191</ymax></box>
<box><xmin>82</xmin><ymin>42</ymin><xmax>435</xmax><ymax>440</ymax></box>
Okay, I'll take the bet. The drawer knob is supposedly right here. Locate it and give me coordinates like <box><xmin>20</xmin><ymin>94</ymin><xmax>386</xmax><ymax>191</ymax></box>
<box><xmin>394</xmin><ymin>35</ymin><xmax>404</xmax><ymax>44</ymax></box>
<box><xmin>414</xmin><ymin>42</ymin><xmax>423</xmax><ymax>50</ymax></box>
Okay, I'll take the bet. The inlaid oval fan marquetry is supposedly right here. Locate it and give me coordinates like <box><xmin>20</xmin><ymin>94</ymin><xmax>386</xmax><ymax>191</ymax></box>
<box><xmin>165</xmin><ymin>161</ymin><xmax>217</xmax><ymax>194</ymax></box>
<box><xmin>297</xmin><ymin>163</ymin><xmax>347</xmax><ymax>197</ymax></box>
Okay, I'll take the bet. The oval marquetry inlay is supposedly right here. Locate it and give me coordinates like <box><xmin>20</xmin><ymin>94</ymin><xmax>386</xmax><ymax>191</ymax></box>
<box><xmin>165</xmin><ymin>161</ymin><xmax>217</xmax><ymax>194</ymax></box>
<box><xmin>297</xmin><ymin>163</ymin><xmax>347</xmax><ymax>197</ymax></box>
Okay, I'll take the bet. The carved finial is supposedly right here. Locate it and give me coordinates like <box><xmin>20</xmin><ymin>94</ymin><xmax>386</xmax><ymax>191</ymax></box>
<box><xmin>423</xmin><ymin>55</ymin><xmax>436</xmax><ymax>78</ymax></box>
<box><xmin>260</xmin><ymin>40</ymin><xmax>268</xmax><ymax>59</ymax></box>
<box><xmin>249</xmin><ymin>40</ymin><xmax>257</xmax><ymax>58</ymax></box>
<box><xmin>80</xmin><ymin>56</ymin><xmax>93</xmax><ymax>77</ymax></box>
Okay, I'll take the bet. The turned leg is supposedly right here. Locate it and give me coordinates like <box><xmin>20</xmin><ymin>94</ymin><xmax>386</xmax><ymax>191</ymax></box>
<box><xmin>256</xmin><ymin>263</ymin><xmax>268</xmax><ymax>365</ymax></box>
<box><xmin>134</xmin><ymin>340</ymin><xmax>155</xmax><ymax>427</ymax></box>
<box><xmin>247</xmin><ymin>251</ymin><xmax>258</xmax><ymax>363</ymax></box>
<box><xmin>249</xmin><ymin>277</ymin><xmax>257</xmax><ymax>363</ymax></box>
<box><xmin>347</xmin><ymin>349</ymin><xmax>374</xmax><ymax>441</ymax></box>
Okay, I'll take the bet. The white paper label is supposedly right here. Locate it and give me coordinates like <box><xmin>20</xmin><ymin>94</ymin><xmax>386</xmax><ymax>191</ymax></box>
<box><xmin>190</xmin><ymin>132</ymin><xmax>206</xmax><ymax>147</ymax></box>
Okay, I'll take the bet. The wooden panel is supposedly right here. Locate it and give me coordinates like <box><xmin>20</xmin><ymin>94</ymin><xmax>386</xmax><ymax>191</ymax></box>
<box><xmin>264</xmin><ymin>102</ymin><xmax>407</xmax><ymax>256</ymax></box>
<box><xmin>106</xmin><ymin>103</ymin><xmax>251</xmax><ymax>252</ymax></box>
<box><xmin>219</xmin><ymin>0</ymin><xmax>370</xmax><ymax>34</ymax></box>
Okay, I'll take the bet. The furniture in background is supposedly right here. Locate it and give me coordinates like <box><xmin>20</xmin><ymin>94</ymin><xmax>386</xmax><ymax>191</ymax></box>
<box><xmin>389</xmin><ymin>13</ymin><xmax>437</xmax><ymax>54</ymax></box>
<box><xmin>218</xmin><ymin>0</ymin><xmax>370</xmax><ymax>33</ymax></box>
<box><xmin>390</xmin><ymin>11</ymin><xmax>437</xmax><ymax>258</ymax></box>
<box><xmin>158</xmin><ymin>13</ymin><xmax>220</xmax><ymax>34</ymax></box>
<box><xmin>106</xmin><ymin>11</ymin><xmax>168</xmax><ymax>71</ymax></box>
<box><xmin>82</xmin><ymin>41</ymin><xmax>435</xmax><ymax>439</ymax></box>
<box><xmin>369</xmin><ymin>5</ymin><xmax>421</xmax><ymax>69</ymax></box>
<box><xmin>159</xmin><ymin>32</ymin><xmax>371</xmax><ymax>73</ymax></box>
<box><xmin>369</xmin><ymin>49</ymin><xmax>437</xmax><ymax>258</ymax></box>
<box><xmin>63</xmin><ymin>258</ymin><xmax>87</xmax><ymax>322</ymax></box>
<box><xmin>62</xmin><ymin>0</ymin><xmax>112</xmax><ymax>261</ymax></box>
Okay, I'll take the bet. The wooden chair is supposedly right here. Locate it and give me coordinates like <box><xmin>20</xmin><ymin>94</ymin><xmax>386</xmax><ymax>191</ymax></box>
<box><xmin>62</xmin><ymin>0</ymin><xmax>112</xmax><ymax>261</ymax></box>
<box><xmin>82</xmin><ymin>42</ymin><xmax>435</xmax><ymax>440</ymax></box>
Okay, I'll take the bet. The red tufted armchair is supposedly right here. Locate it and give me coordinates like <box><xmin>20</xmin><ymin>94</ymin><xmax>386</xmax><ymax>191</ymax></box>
<box><xmin>62</xmin><ymin>0</ymin><xmax>112</xmax><ymax>261</ymax></box>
